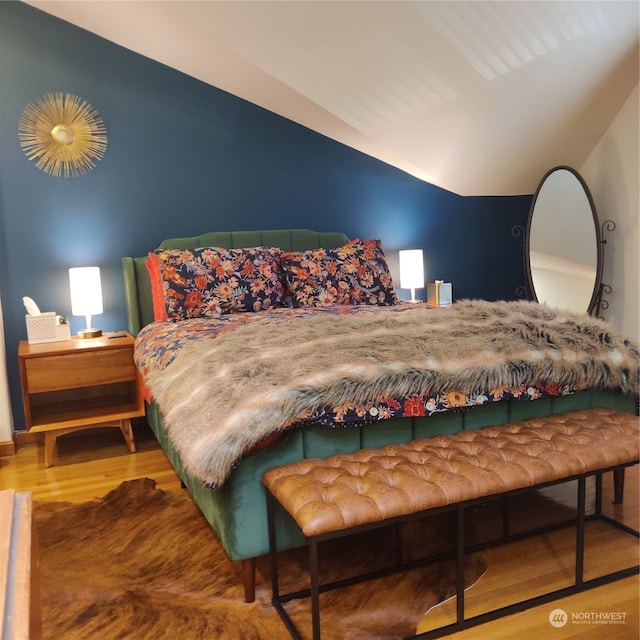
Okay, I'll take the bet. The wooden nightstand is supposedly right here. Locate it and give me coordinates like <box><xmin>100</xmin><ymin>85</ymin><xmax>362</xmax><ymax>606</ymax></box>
<box><xmin>18</xmin><ymin>332</ymin><xmax>145</xmax><ymax>467</ymax></box>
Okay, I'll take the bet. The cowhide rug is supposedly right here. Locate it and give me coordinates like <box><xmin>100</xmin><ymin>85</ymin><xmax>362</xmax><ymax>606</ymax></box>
<box><xmin>34</xmin><ymin>478</ymin><xmax>486</xmax><ymax>640</ymax></box>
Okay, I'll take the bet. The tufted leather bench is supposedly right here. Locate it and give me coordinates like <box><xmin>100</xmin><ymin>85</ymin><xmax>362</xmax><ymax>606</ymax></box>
<box><xmin>262</xmin><ymin>408</ymin><xmax>639</xmax><ymax>640</ymax></box>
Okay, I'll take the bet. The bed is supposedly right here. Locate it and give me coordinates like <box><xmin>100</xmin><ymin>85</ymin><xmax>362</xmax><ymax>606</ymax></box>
<box><xmin>122</xmin><ymin>228</ymin><xmax>638</xmax><ymax>602</ymax></box>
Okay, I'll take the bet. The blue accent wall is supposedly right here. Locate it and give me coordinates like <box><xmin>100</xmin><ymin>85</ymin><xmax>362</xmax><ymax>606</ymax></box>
<box><xmin>0</xmin><ymin>2</ymin><xmax>531</xmax><ymax>431</ymax></box>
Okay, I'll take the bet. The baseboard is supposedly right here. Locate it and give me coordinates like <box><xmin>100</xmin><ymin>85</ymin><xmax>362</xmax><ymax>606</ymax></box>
<box><xmin>1</xmin><ymin>430</ymin><xmax>40</xmax><ymax>456</ymax></box>
<box><xmin>0</xmin><ymin>440</ymin><xmax>16</xmax><ymax>457</ymax></box>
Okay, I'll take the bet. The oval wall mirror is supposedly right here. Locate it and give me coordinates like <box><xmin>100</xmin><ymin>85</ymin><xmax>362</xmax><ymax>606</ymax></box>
<box><xmin>525</xmin><ymin>166</ymin><xmax>602</xmax><ymax>315</ymax></box>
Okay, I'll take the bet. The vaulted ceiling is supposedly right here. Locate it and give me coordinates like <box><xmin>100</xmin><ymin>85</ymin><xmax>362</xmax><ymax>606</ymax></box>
<box><xmin>25</xmin><ymin>1</ymin><xmax>639</xmax><ymax>196</ymax></box>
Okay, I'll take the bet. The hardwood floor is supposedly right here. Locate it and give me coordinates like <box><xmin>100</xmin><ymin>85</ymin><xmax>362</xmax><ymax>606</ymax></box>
<box><xmin>419</xmin><ymin>466</ymin><xmax>639</xmax><ymax>640</ymax></box>
<box><xmin>0</xmin><ymin>420</ymin><xmax>182</xmax><ymax>502</ymax></box>
<box><xmin>1</xmin><ymin>421</ymin><xmax>638</xmax><ymax>639</ymax></box>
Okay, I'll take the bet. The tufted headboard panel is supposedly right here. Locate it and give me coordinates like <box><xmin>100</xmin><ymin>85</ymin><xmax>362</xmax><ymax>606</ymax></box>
<box><xmin>122</xmin><ymin>229</ymin><xmax>349</xmax><ymax>335</ymax></box>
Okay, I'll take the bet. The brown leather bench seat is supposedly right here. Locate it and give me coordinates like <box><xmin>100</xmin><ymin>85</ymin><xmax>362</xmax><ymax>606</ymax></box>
<box><xmin>262</xmin><ymin>407</ymin><xmax>639</xmax><ymax>640</ymax></box>
<box><xmin>263</xmin><ymin>407</ymin><xmax>638</xmax><ymax>537</ymax></box>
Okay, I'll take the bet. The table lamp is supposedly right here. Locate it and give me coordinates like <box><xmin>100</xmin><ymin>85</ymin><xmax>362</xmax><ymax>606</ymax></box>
<box><xmin>69</xmin><ymin>266</ymin><xmax>103</xmax><ymax>338</ymax></box>
<box><xmin>399</xmin><ymin>249</ymin><xmax>424</xmax><ymax>303</ymax></box>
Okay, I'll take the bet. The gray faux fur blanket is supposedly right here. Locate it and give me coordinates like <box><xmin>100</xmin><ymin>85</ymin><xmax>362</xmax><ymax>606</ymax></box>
<box><xmin>147</xmin><ymin>300</ymin><xmax>639</xmax><ymax>487</ymax></box>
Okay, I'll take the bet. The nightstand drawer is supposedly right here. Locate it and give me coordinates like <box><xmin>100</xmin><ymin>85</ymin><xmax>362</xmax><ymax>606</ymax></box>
<box><xmin>25</xmin><ymin>348</ymin><xmax>137</xmax><ymax>393</ymax></box>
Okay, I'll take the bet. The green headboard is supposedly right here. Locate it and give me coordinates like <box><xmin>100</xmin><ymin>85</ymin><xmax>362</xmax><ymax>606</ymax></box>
<box><xmin>122</xmin><ymin>229</ymin><xmax>349</xmax><ymax>336</ymax></box>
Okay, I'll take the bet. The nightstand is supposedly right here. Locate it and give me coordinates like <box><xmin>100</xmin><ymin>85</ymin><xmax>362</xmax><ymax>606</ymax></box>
<box><xmin>17</xmin><ymin>332</ymin><xmax>145</xmax><ymax>467</ymax></box>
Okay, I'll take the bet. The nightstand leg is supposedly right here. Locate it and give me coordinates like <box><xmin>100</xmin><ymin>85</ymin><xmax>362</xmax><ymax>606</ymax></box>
<box><xmin>119</xmin><ymin>419</ymin><xmax>137</xmax><ymax>453</ymax></box>
<box><xmin>43</xmin><ymin>431</ymin><xmax>57</xmax><ymax>468</ymax></box>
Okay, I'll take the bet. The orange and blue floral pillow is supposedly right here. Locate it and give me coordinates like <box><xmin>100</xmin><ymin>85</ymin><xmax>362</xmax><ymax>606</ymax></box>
<box><xmin>147</xmin><ymin>239</ymin><xmax>398</xmax><ymax>321</ymax></box>
<box><xmin>154</xmin><ymin>246</ymin><xmax>285</xmax><ymax>320</ymax></box>
<box><xmin>280</xmin><ymin>239</ymin><xmax>397</xmax><ymax>307</ymax></box>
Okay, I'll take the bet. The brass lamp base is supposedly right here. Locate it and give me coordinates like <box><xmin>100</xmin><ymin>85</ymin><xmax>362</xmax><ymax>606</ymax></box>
<box><xmin>77</xmin><ymin>328</ymin><xmax>102</xmax><ymax>339</ymax></box>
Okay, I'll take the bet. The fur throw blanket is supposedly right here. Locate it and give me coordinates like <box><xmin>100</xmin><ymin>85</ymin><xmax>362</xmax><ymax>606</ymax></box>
<box><xmin>148</xmin><ymin>300</ymin><xmax>639</xmax><ymax>487</ymax></box>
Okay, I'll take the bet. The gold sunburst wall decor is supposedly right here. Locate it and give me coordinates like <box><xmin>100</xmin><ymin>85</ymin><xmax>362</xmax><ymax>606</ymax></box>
<box><xmin>18</xmin><ymin>93</ymin><xmax>108</xmax><ymax>178</ymax></box>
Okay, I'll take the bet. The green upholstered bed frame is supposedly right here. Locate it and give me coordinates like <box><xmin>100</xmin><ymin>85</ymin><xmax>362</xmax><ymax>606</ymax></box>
<box><xmin>122</xmin><ymin>229</ymin><xmax>637</xmax><ymax>602</ymax></box>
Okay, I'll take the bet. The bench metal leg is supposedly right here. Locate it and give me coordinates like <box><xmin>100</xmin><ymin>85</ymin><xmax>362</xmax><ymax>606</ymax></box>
<box><xmin>594</xmin><ymin>472</ymin><xmax>603</xmax><ymax>515</ymax></box>
<box><xmin>267</xmin><ymin>490</ymin><xmax>304</xmax><ymax>640</ymax></box>
<box><xmin>613</xmin><ymin>468</ymin><xmax>625</xmax><ymax>504</ymax></box>
<box><xmin>310</xmin><ymin>540</ymin><xmax>321</xmax><ymax>640</ymax></box>
<box><xmin>394</xmin><ymin>521</ymin><xmax>404</xmax><ymax>566</ymax></box>
<box><xmin>575</xmin><ymin>476</ymin><xmax>586</xmax><ymax>587</ymax></box>
<box><xmin>456</xmin><ymin>505</ymin><xmax>465</xmax><ymax>625</ymax></box>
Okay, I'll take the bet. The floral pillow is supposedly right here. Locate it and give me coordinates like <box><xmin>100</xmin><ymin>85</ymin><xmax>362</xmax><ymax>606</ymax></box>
<box><xmin>156</xmin><ymin>246</ymin><xmax>285</xmax><ymax>320</ymax></box>
<box><xmin>280</xmin><ymin>239</ymin><xmax>397</xmax><ymax>307</ymax></box>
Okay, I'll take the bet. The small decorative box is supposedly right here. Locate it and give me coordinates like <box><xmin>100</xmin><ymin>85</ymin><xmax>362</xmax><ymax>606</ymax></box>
<box><xmin>25</xmin><ymin>313</ymin><xmax>71</xmax><ymax>344</ymax></box>
<box><xmin>427</xmin><ymin>281</ymin><xmax>452</xmax><ymax>306</ymax></box>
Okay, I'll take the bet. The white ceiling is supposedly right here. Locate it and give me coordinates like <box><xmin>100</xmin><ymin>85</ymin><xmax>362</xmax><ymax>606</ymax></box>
<box><xmin>25</xmin><ymin>1</ymin><xmax>639</xmax><ymax>196</ymax></box>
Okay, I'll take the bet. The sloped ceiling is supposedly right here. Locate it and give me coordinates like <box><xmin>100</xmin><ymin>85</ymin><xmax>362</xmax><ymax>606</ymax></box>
<box><xmin>25</xmin><ymin>1</ymin><xmax>639</xmax><ymax>196</ymax></box>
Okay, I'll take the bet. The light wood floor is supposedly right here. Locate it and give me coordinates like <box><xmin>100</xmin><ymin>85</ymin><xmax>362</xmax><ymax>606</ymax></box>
<box><xmin>0</xmin><ymin>422</ymin><xmax>182</xmax><ymax>502</ymax></box>
<box><xmin>1</xmin><ymin>421</ymin><xmax>638</xmax><ymax>639</ymax></box>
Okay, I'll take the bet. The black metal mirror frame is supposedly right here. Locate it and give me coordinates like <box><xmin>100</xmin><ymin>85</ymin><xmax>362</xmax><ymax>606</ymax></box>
<box><xmin>524</xmin><ymin>165</ymin><xmax>607</xmax><ymax>316</ymax></box>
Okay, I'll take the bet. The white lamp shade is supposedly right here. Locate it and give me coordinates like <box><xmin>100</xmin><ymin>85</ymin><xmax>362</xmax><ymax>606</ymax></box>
<box><xmin>69</xmin><ymin>267</ymin><xmax>103</xmax><ymax>316</ymax></box>
<box><xmin>399</xmin><ymin>249</ymin><xmax>424</xmax><ymax>290</ymax></box>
